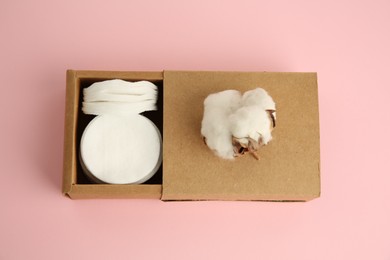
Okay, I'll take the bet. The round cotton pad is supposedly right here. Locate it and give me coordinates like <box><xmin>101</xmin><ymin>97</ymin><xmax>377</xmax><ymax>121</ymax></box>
<box><xmin>80</xmin><ymin>115</ymin><xmax>162</xmax><ymax>184</ymax></box>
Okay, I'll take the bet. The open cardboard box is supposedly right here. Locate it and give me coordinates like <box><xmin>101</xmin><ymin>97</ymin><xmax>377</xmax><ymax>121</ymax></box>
<box><xmin>63</xmin><ymin>70</ymin><xmax>320</xmax><ymax>201</ymax></box>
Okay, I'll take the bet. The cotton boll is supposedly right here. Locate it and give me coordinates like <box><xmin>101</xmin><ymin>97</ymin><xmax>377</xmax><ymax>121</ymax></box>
<box><xmin>229</xmin><ymin>106</ymin><xmax>273</xmax><ymax>145</ymax></box>
<box><xmin>203</xmin><ymin>128</ymin><xmax>235</xmax><ymax>159</ymax></box>
<box><xmin>242</xmin><ymin>87</ymin><xmax>276</xmax><ymax>137</ymax></box>
<box><xmin>201</xmin><ymin>90</ymin><xmax>241</xmax><ymax>159</ymax></box>
<box><xmin>203</xmin><ymin>90</ymin><xmax>242</xmax><ymax>114</ymax></box>
<box><xmin>201</xmin><ymin>88</ymin><xmax>276</xmax><ymax>160</ymax></box>
<box><xmin>201</xmin><ymin>106</ymin><xmax>234</xmax><ymax>159</ymax></box>
<box><xmin>242</xmin><ymin>88</ymin><xmax>276</xmax><ymax>111</ymax></box>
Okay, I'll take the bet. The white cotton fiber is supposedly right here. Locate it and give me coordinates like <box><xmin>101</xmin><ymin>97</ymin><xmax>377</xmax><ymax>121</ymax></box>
<box><xmin>242</xmin><ymin>88</ymin><xmax>275</xmax><ymax>110</ymax></box>
<box><xmin>201</xmin><ymin>90</ymin><xmax>242</xmax><ymax>159</ymax></box>
<box><xmin>229</xmin><ymin>106</ymin><xmax>273</xmax><ymax>145</ymax></box>
<box><xmin>201</xmin><ymin>87</ymin><xmax>276</xmax><ymax>160</ymax></box>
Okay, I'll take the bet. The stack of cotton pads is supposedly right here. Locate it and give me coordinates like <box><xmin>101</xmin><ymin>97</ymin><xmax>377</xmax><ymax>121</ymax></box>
<box><xmin>80</xmin><ymin>79</ymin><xmax>162</xmax><ymax>184</ymax></box>
<box><xmin>82</xmin><ymin>79</ymin><xmax>158</xmax><ymax>115</ymax></box>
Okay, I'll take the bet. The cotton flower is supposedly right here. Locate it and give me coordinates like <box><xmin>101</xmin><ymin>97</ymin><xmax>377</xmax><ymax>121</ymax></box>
<box><xmin>242</xmin><ymin>88</ymin><xmax>275</xmax><ymax>110</ymax></box>
<box><xmin>201</xmin><ymin>88</ymin><xmax>276</xmax><ymax>160</ymax></box>
<box><xmin>201</xmin><ymin>90</ymin><xmax>242</xmax><ymax>159</ymax></box>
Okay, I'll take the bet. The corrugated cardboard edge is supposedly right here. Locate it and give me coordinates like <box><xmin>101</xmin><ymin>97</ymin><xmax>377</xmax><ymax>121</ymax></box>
<box><xmin>62</xmin><ymin>70</ymin><xmax>78</xmax><ymax>197</ymax></box>
<box><xmin>317</xmin><ymin>73</ymin><xmax>322</xmax><ymax>199</ymax></box>
<box><xmin>69</xmin><ymin>185</ymin><xmax>162</xmax><ymax>199</ymax></box>
<box><xmin>311</xmin><ymin>72</ymin><xmax>321</xmax><ymax>201</ymax></box>
<box><xmin>62</xmin><ymin>70</ymin><xmax>164</xmax><ymax>199</ymax></box>
<box><xmin>162</xmin><ymin>193</ymin><xmax>319</xmax><ymax>202</ymax></box>
<box><xmin>72</xmin><ymin>70</ymin><xmax>164</xmax><ymax>81</ymax></box>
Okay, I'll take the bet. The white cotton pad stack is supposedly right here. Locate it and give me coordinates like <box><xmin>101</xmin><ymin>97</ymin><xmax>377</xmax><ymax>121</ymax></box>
<box><xmin>80</xmin><ymin>79</ymin><xmax>161</xmax><ymax>184</ymax></box>
<box><xmin>80</xmin><ymin>115</ymin><xmax>162</xmax><ymax>184</ymax></box>
<box><xmin>82</xmin><ymin>79</ymin><xmax>158</xmax><ymax>115</ymax></box>
<box><xmin>201</xmin><ymin>88</ymin><xmax>276</xmax><ymax>160</ymax></box>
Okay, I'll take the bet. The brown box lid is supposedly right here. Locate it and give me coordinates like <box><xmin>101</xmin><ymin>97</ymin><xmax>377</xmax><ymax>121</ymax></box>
<box><xmin>162</xmin><ymin>71</ymin><xmax>320</xmax><ymax>201</ymax></box>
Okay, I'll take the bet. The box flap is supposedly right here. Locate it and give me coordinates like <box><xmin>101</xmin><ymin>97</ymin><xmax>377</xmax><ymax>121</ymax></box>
<box><xmin>162</xmin><ymin>71</ymin><xmax>320</xmax><ymax>201</ymax></box>
<box><xmin>67</xmin><ymin>184</ymin><xmax>162</xmax><ymax>199</ymax></box>
<box><xmin>62</xmin><ymin>70</ymin><xmax>78</xmax><ymax>195</ymax></box>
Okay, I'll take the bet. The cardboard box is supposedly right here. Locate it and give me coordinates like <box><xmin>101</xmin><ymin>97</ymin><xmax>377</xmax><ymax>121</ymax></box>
<box><xmin>63</xmin><ymin>70</ymin><xmax>320</xmax><ymax>201</ymax></box>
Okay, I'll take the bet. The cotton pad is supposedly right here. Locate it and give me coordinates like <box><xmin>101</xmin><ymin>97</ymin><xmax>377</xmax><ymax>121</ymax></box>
<box><xmin>80</xmin><ymin>114</ymin><xmax>162</xmax><ymax>184</ymax></box>
<box><xmin>82</xmin><ymin>100</ymin><xmax>157</xmax><ymax>115</ymax></box>
<box><xmin>83</xmin><ymin>79</ymin><xmax>157</xmax><ymax>96</ymax></box>
<box><xmin>82</xmin><ymin>79</ymin><xmax>158</xmax><ymax>116</ymax></box>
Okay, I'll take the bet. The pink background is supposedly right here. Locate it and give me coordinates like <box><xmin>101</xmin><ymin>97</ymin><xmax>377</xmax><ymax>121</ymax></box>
<box><xmin>1</xmin><ymin>0</ymin><xmax>389</xmax><ymax>259</ymax></box>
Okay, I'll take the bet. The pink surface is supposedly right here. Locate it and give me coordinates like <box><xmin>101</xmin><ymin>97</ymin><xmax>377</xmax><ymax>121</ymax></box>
<box><xmin>1</xmin><ymin>0</ymin><xmax>389</xmax><ymax>259</ymax></box>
